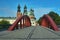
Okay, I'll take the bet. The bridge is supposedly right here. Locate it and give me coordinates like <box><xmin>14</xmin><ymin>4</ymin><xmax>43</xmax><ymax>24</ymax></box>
<box><xmin>0</xmin><ymin>14</ymin><xmax>60</xmax><ymax>40</ymax></box>
<box><xmin>8</xmin><ymin>14</ymin><xmax>58</xmax><ymax>31</ymax></box>
<box><xmin>0</xmin><ymin>26</ymin><xmax>60</xmax><ymax>40</ymax></box>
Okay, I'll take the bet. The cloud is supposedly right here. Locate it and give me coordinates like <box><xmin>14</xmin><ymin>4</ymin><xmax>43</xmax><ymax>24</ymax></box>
<box><xmin>34</xmin><ymin>8</ymin><xmax>54</xmax><ymax>20</ymax></box>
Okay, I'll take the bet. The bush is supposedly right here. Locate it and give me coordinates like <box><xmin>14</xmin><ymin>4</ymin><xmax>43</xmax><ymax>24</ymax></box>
<box><xmin>0</xmin><ymin>19</ymin><xmax>10</xmax><ymax>29</ymax></box>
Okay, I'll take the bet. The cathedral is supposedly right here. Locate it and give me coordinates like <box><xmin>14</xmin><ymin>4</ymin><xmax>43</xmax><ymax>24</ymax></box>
<box><xmin>0</xmin><ymin>4</ymin><xmax>37</xmax><ymax>26</ymax></box>
<box><xmin>17</xmin><ymin>4</ymin><xmax>37</xmax><ymax>26</ymax></box>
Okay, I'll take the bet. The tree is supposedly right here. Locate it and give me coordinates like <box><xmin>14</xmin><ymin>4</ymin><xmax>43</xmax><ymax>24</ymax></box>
<box><xmin>37</xmin><ymin>17</ymin><xmax>42</xmax><ymax>25</ymax></box>
<box><xmin>55</xmin><ymin>17</ymin><xmax>60</xmax><ymax>25</ymax></box>
<box><xmin>0</xmin><ymin>19</ymin><xmax>10</xmax><ymax>29</ymax></box>
<box><xmin>48</xmin><ymin>11</ymin><xmax>60</xmax><ymax>25</ymax></box>
<box><xmin>48</xmin><ymin>11</ymin><xmax>59</xmax><ymax>20</ymax></box>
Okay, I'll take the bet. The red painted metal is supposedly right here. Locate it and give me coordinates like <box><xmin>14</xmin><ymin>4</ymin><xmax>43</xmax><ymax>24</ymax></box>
<box><xmin>8</xmin><ymin>15</ymin><xmax>31</xmax><ymax>31</ymax></box>
<box><xmin>20</xmin><ymin>20</ymin><xmax>23</xmax><ymax>29</ymax></box>
<box><xmin>24</xmin><ymin>18</ymin><xmax>31</xmax><ymax>27</ymax></box>
<box><xmin>41</xmin><ymin>14</ymin><xmax>59</xmax><ymax>31</ymax></box>
<box><xmin>8</xmin><ymin>17</ymin><xmax>22</xmax><ymax>31</ymax></box>
<box><xmin>21</xmin><ymin>15</ymin><xmax>31</xmax><ymax>27</ymax></box>
<box><xmin>41</xmin><ymin>18</ymin><xmax>48</xmax><ymax>27</ymax></box>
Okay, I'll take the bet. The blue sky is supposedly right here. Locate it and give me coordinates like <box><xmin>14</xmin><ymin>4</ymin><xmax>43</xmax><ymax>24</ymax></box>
<box><xmin>0</xmin><ymin>0</ymin><xmax>60</xmax><ymax>20</ymax></box>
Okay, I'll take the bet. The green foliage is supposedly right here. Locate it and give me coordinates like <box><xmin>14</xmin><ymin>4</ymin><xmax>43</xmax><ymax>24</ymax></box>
<box><xmin>48</xmin><ymin>11</ymin><xmax>60</xmax><ymax>25</ymax></box>
<box><xmin>37</xmin><ymin>17</ymin><xmax>42</xmax><ymax>25</ymax></box>
<box><xmin>0</xmin><ymin>19</ymin><xmax>10</xmax><ymax>24</ymax></box>
<box><xmin>55</xmin><ymin>17</ymin><xmax>60</xmax><ymax>25</ymax></box>
<box><xmin>38</xmin><ymin>11</ymin><xmax>60</xmax><ymax>25</ymax></box>
<box><xmin>48</xmin><ymin>11</ymin><xmax>59</xmax><ymax>20</ymax></box>
<box><xmin>0</xmin><ymin>19</ymin><xmax>10</xmax><ymax>29</ymax></box>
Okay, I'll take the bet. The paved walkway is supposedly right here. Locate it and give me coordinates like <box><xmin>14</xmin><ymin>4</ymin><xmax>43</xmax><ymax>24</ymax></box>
<box><xmin>0</xmin><ymin>26</ymin><xmax>60</xmax><ymax>40</ymax></box>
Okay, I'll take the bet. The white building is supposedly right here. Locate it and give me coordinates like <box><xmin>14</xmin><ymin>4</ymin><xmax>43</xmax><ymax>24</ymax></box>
<box><xmin>0</xmin><ymin>17</ymin><xmax>16</xmax><ymax>24</ymax></box>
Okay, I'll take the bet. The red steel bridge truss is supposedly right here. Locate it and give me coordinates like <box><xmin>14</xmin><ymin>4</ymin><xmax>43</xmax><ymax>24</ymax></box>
<box><xmin>8</xmin><ymin>15</ymin><xmax>59</xmax><ymax>31</ymax></box>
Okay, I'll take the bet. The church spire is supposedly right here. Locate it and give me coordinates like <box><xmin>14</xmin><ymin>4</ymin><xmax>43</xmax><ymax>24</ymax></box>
<box><xmin>30</xmin><ymin>9</ymin><xmax>34</xmax><ymax>16</ymax></box>
<box><xmin>17</xmin><ymin>4</ymin><xmax>21</xmax><ymax>12</ymax></box>
<box><xmin>17</xmin><ymin>4</ymin><xmax>22</xmax><ymax>18</ymax></box>
<box><xmin>23</xmin><ymin>5</ymin><xmax>27</xmax><ymax>15</ymax></box>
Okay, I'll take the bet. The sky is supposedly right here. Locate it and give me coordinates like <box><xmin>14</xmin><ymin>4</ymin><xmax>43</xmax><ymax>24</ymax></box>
<box><xmin>0</xmin><ymin>0</ymin><xmax>60</xmax><ymax>20</ymax></box>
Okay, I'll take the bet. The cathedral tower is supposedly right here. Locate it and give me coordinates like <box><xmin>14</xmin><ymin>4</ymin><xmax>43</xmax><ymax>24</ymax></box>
<box><xmin>17</xmin><ymin>4</ymin><xmax>22</xmax><ymax>18</ymax></box>
<box><xmin>28</xmin><ymin>9</ymin><xmax>37</xmax><ymax>26</ymax></box>
<box><xmin>29</xmin><ymin>9</ymin><xmax>35</xmax><ymax>19</ymax></box>
<box><xmin>23</xmin><ymin>5</ymin><xmax>27</xmax><ymax>15</ymax></box>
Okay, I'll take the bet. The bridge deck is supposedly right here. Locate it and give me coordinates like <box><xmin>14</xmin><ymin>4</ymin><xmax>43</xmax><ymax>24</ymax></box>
<box><xmin>0</xmin><ymin>26</ymin><xmax>60</xmax><ymax>40</ymax></box>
